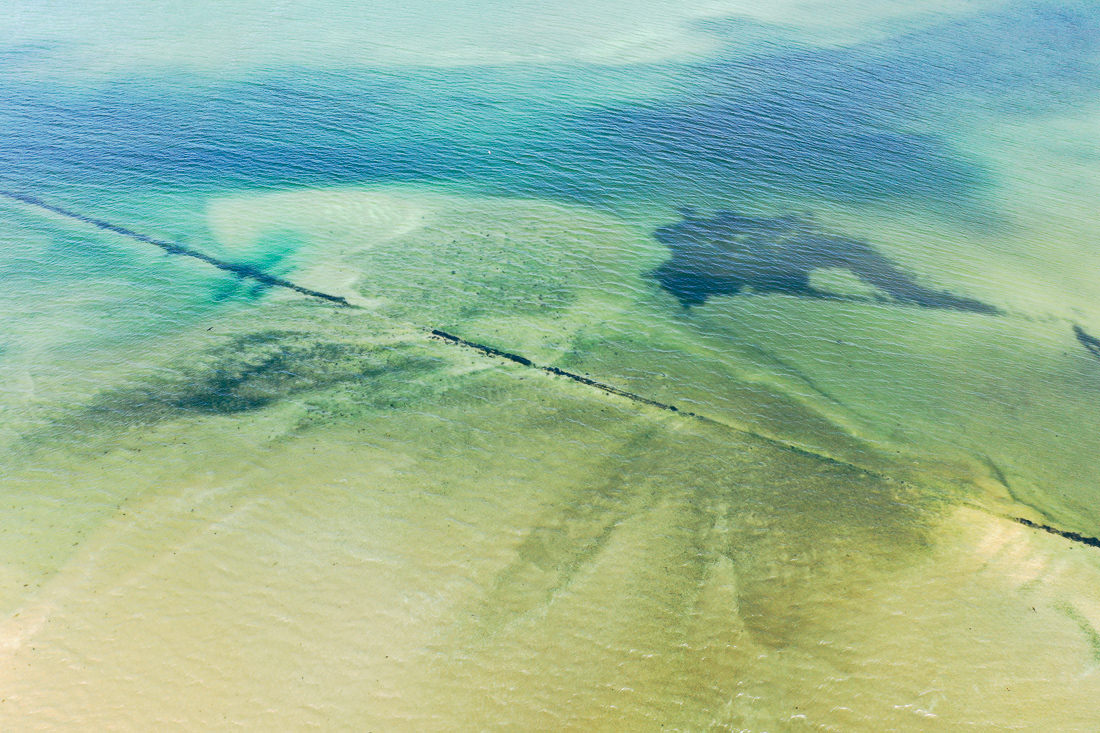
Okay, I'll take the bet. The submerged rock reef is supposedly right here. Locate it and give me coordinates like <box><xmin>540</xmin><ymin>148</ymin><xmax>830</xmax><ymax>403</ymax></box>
<box><xmin>652</xmin><ymin>209</ymin><xmax>998</xmax><ymax>313</ymax></box>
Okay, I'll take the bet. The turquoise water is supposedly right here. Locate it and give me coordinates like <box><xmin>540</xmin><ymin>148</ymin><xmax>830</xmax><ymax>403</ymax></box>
<box><xmin>2</xmin><ymin>0</ymin><xmax>1100</xmax><ymax>728</ymax></box>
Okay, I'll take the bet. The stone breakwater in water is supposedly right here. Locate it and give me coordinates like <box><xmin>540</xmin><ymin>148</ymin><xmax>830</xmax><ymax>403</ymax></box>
<box><xmin>0</xmin><ymin>190</ymin><xmax>352</xmax><ymax>307</ymax></box>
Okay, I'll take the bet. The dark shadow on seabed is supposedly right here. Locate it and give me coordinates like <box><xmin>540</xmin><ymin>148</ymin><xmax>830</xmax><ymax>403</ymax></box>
<box><xmin>651</xmin><ymin>209</ymin><xmax>999</xmax><ymax>313</ymax></box>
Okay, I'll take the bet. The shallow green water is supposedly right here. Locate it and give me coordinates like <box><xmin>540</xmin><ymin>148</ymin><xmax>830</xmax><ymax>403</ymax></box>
<box><xmin>2</xmin><ymin>1</ymin><xmax>1100</xmax><ymax>729</ymax></box>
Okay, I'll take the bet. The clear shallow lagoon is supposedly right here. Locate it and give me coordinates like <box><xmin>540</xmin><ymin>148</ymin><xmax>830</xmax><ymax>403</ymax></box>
<box><xmin>2</xmin><ymin>1</ymin><xmax>1100</xmax><ymax>728</ymax></box>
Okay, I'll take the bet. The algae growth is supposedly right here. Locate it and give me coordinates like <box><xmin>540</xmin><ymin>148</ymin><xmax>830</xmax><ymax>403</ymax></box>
<box><xmin>652</xmin><ymin>209</ymin><xmax>998</xmax><ymax>313</ymax></box>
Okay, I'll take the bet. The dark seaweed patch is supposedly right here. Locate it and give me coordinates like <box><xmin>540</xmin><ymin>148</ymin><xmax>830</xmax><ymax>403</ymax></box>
<box><xmin>1074</xmin><ymin>324</ymin><xmax>1100</xmax><ymax>360</ymax></box>
<box><xmin>89</xmin><ymin>331</ymin><xmax>424</xmax><ymax>424</ymax></box>
<box><xmin>651</xmin><ymin>209</ymin><xmax>998</xmax><ymax>313</ymax></box>
<box><xmin>167</xmin><ymin>338</ymin><xmax>363</xmax><ymax>415</ymax></box>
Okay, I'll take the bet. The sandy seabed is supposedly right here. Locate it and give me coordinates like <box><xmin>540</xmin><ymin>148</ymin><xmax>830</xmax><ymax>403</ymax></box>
<box><xmin>2</xmin><ymin>186</ymin><xmax>1099</xmax><ymax>729</ymax></box>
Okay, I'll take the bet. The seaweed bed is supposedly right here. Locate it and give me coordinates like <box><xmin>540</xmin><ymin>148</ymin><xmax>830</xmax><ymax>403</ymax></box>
<box><xmin>87</xmin><ymin>331</ymin><xmax>437</xmax><ymax>424</ymax></box>
<box><xmin>652</xmin><ymin>209</ymin><xmax>998</xmax><ymax>313</ymax></box>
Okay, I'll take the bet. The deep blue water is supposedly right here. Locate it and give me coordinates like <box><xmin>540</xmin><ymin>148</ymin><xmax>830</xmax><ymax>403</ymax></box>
<box><xmin>2</xmin><ymin>1</ymin><xmax>1097</xmax><ymax>224</ymax></box>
